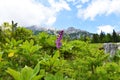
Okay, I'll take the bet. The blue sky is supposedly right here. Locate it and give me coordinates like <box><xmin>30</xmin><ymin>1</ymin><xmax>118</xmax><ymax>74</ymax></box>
<box><xmin>0</xmin><ymin>0</ymin><xmax>120</xmax><ymax>33</ymax></box>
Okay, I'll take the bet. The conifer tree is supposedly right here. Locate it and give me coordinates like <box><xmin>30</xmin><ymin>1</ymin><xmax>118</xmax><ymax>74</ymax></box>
<box><xmin>92</xmin><ymin>34</ymin><xmax>99</xmax><ymax>43</ymax></box>
<box><xmin>112</xmin><ymin>29</ymin><xmax>119</xmax><ymax>42</ymax></box>
<box><xmin>105</xmin><ymin>33</ymin><xmax>112</xmax><ymax>42</ymax></box>
<box><xmin>99</xmin><ymin>31</ymin><xmax>105</xmax><ymax>43</ymax></box>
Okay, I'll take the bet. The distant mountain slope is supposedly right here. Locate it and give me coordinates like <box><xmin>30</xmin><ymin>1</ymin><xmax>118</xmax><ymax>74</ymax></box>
<box><xmin>64</xmin><ymin>27</ymin><xmax>93</xmax><ymax>39</ymax></box>
<box><xmin>27</xmin><ymin>26</ymin><xmax>93</xmax><ymax>40</ymax></box>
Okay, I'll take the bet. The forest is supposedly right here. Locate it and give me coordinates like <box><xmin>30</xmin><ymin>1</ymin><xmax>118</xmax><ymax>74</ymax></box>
<box><xmin>0</xmin><ymin>21</ymin><xmax>120</xmax><ymax>80</ymax></box>
<box><xmin>91</xmin><ymin>30</ymin><xmax>120</xmax><ymax>43</ymax></box>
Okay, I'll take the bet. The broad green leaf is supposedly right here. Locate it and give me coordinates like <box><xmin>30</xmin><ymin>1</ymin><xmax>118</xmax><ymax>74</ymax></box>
<box><xmin>21</xmin><ymin>66</ymin><xmax>33</xmax><ymax>80</ymax></box>
<box><xmin>32</xmin><ymin>75</ymin><xmax>43</xmax><ymax>80</ymax></box>
<box><xmin>0</xmin><ymin>52</ymin><xmax>3</xmax><ymax>62</ymax></box>
<box><xmin>6</xmin><ymin>68</ymin><xmax>21</xmax><ymax>80</ymax></box>
<box><xmin>40</xmin><ymin>69</ymin><xmax>45</xmax><ymax>75</ymax></box>
<box><xmin>45</xmin><ymin>72</ymin><xmax>65</xmax><ymax>80</ymax></box>
<box><xmin>30</xmin><ymin>62</ymin><xmax>40</xmax><ymax>79</ymax></box>
<box><xmin>52</xmin><ymin>50</ymin><xmax>60</xmax><ymax>60</ymax></box>
<box><xmin>54</xmin><ymin>72</ymin><xmax>65</xmax><ymax>80</ymax></box>
<box><xmin>45</xmin><ymin>73</ymin><xmax>54</xmax><ymax>80</ymax></box>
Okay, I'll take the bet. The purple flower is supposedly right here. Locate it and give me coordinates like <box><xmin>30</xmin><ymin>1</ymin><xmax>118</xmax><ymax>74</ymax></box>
<box><xmin>56</xmin><ymin>30</ymin><xmax>64</xmax><ymax>49</ymax></box>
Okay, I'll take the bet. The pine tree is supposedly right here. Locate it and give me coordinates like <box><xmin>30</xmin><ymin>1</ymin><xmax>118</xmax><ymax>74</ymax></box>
<box><xmin>92</xmin><ymin>34</ymin><xmax>99</xmax><ymax>43</ymax></box>
<box><xmin>112</xmin><ymin>29</ymin><xmax>119</xmax><ymax>42</ymax></box>
<box><xmin>99</xmin><ymin>31</ymin><xmax>105</xmax><ymax>43</ymax></box>
<box><xmin>105</xmin><ymin>33</ymin><xmax>112</xmax><ymax>42</ymax></box>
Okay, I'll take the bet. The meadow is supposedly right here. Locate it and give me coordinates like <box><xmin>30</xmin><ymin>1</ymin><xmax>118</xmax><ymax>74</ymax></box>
<box><xmin>0</xmin><ymin>22</ymin><xmax>120</xmax><ymax>80</ymax></box>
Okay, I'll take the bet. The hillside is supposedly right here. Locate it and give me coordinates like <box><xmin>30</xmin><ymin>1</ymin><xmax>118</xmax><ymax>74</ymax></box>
<box><xmin>27</xmin><ymin>26</ymin><xmax>93</xmax><ymax>40</ymax></box>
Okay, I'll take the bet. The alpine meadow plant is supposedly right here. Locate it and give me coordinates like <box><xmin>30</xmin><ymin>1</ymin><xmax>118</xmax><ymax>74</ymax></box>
<box><xmin>56</xmin><ymin>30</ymin><xmax>64</xmax><ymax>49</ymax></box>
<box><xmin>1</xmin><ymin>22</ymin><xmax>120</xmax><ymax>80</ymax></box>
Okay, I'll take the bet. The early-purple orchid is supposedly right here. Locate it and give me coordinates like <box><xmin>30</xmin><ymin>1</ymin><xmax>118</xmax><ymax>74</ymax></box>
<box><xmin>56</xmin><ymin>30</ymin><xmax>64</xmax><ymax>49</ymax></box>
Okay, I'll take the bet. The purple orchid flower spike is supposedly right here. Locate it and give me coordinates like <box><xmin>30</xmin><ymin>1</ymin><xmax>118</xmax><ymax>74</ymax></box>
<box><xmin>56</xmin><ymin>30</ymin><xmax>64</xmax><ymax>49</ymax></box>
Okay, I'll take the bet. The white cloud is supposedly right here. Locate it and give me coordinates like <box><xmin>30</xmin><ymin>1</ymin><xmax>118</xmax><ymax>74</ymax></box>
<box><xmin>46</xmin><ymin>16</ymin><xmax>56</xmax><ymax>25</ymax></box>
<box><xmin>49</xmin><ymin>0</ymin><xmax>71</xmax><ymax>12</ymax></box>
<box><xmin>0</xmin><ymin>0</ymin><xmax>70</xmax><ymax>27</ymax></box>
<box><xmin>97</xmin><ymin>25</ymin><xmax>114</xmax><ymax>34</ymax></box>
<box><xmin>67</xmin><ymin>0</ymin><xmax>89</xmax><ymax>5</ymax></box>
<box><xmin>80</xmin><ymin>0</ymin><xmax>89</xmax><ymax>4</ymax></box>
<box><xmin>77</xmin><ymin>0</ymin><xmax>120</xmax><ymax>20</ymax></box>
<box><xmin>67</xmin><ymin>0</ymin><xmax>75</xmax><ymax>2</ymax></box>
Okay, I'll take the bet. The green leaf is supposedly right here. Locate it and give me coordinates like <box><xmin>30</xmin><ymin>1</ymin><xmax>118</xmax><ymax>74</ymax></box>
<box><xmin>45</xmin><ymin>72</ymin><xmax>65</xmax><ymax>80</ymax></box>
<box><xmin>30</xmin><ymin>62</ymin><xmax>40</xmax><ymax>79</ymax></box>
<box><xmin>0</xmin><ymin>52</ymin><xmax>3</xmax><ymax>62</ymax></box>
<box><xmin>45</xmin><ymin>73</ymin><xmax>54</xmax><ymax>80</ymax></box>
<box><xmin>32</xmin><ymin>75</ymin><xmax>43</xmax><ymax>80</ymax></box>
<box><xmin>52</xmin><ymin>50</ymin><xmax>60</xmax><ymax>60</ymax></box>
<box><xmin>5</xmin><ymin>38</ymin><xmax>10</xmax><ymax>43</ymax></box>
<box><xmin>30</xmin><ymin>39</ymin><xmax>34</xmax><ymax>46</ymax></box>
<box><xmin>21</xmin><ymin>66</ymin><xmax>33</xmax><ymax>80</ymax></box>
<box><xmin>40</xmin><ymin>69</ymin><xmax>45</xmax><ymax>75</ymax></box>
<box><xmin>54</xmin><ymin>72</ymin><xmax>65</xmax><ymax>80</ymax></box>
<box><xmin>6</xmin><ymin>68</ymin><xmax>21</xmax><ymax>80</ymax></box>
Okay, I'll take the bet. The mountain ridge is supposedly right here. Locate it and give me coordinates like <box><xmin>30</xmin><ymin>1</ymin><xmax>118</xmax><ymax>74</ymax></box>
<box><xmin>27</xmin><ymin>26</ymin><xmax>93</xmax><ymax>40</ymax></box>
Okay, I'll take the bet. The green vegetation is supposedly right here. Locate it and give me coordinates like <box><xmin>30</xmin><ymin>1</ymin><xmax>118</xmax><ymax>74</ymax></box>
<box><xmin>0</xmin><ymin>21</ymin><xmax>120</xmax><ymax>80</ymax></box>
<box><xmin>92</xmin><ymin>30</ymin><xmax>120</xmax><ymax>43</ymax></box>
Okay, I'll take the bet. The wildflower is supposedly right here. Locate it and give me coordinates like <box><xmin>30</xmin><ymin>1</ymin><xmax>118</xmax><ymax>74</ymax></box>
<box><xmin>56</xmin><ymin>30</ymin><xmax>64</xmax><ymax>49</ymax></box>
<box><xmin>8</xmin><ymin>52</ymin><xmax>14</xmax><ymax>57</ymax></box>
